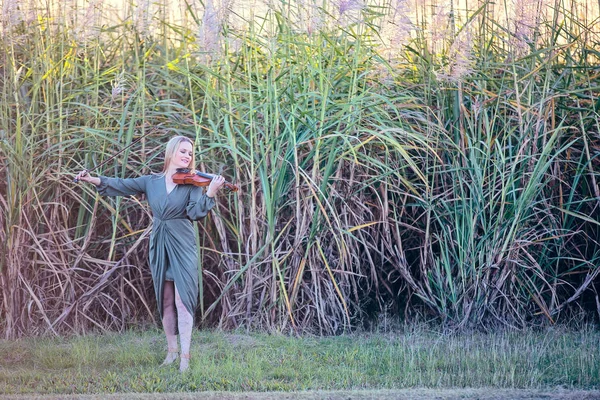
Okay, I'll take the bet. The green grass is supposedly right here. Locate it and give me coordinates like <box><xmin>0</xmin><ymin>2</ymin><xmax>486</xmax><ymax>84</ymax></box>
<box><xmin>0</xmin><ymin>326</ymin><xmax>598</xmax><ymax>395</ymax></box>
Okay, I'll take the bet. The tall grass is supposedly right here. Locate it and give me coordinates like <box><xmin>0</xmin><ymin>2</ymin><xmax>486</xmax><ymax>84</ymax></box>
<box><xmin>0</xmin><ymin>0</ymin><xmax>599</xmax><ymax>338</ymax></box>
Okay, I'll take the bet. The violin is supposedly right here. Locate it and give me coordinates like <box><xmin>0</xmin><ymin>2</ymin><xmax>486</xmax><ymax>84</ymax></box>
<box><xmin>172</xmin><ymin>168</ymin><xmax>239</xmax><ymax>192</ymax></box>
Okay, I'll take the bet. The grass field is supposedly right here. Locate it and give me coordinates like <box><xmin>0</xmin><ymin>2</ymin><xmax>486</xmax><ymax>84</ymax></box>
<box><xmin>2</xmin><ymin>388</ymin><xmax>600</xmax><ymax>400</ymax></box>
<box><xmin>1</xmin><ymin>325</ymin><xmax>599</xmax><ymax>397</ymax></box>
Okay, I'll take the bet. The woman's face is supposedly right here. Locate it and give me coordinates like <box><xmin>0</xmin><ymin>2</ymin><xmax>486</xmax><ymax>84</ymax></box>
<box><xmin>172</xmin><ymin>141</ymin><xmax>193</xmax><ymax>169</ymax></box>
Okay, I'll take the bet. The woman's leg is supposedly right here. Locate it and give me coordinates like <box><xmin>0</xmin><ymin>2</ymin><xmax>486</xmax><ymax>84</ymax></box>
<box><xmin>174</xmin><ymin>285</ymin><xmax>193</xmax><ymax>372</ymax></box>
<box><xmin>161</xmin><ymin>281</ymin><xmax>179</xmax><ymax>365</ymax></box>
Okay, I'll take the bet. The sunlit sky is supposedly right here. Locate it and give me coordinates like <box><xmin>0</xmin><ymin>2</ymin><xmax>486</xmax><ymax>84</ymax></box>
<box><xmin>3</xmin><ymin>0</ymin><xmax>599</xmax><ymax>46</ymax></box>
<box><xmin>49</xmin><ymin>0</ymin><xmax>600</xmax><ymax>28</ymax></box>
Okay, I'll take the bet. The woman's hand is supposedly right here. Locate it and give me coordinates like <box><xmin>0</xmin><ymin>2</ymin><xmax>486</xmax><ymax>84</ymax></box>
<box><xmin>74</xmin><ymin>170</ymin><xmax>101</xmax><ymax>186</ymax></box>
<box><xmin>206</xmin><ymin>175</ymin><xmax>225</xmax><ymax>198</ymax></box>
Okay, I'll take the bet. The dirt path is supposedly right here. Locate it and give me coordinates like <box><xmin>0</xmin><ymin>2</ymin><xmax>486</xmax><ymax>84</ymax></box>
<box><xmin>3</xmin><ymin>389</ymin><xmax>600</xmax><ymax>400</ymax></box>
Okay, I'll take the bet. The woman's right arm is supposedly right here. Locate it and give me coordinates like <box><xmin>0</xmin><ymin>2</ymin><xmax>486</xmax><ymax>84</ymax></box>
<box><xmin>74</xmin><ymin>170</ymin><xmax>101</xmax><ymax>186</ymax></box>
<box><xmin>75</xmin><ymin>170</ymin><xmax>147</xmax><ymax>197</ymax></box>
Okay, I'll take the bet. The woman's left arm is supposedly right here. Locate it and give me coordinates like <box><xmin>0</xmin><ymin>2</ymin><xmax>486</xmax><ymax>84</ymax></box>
<box><xmin>186</xmin><ymin>175</ymin><xmax>225</xmax><ymax>220</ymax></box>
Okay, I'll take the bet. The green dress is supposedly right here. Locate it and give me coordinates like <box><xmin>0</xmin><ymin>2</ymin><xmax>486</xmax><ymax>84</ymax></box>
<box><xmin>97</xmin><ymin>174</ymin><xmax>215</xmax><ymax>317</ymax></box>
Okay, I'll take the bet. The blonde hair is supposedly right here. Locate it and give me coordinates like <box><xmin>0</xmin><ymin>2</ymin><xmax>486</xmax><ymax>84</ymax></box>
<box><xmin>161</xmin><ymin>135</ymin><xmax>196</xmax><ymax>174</ymax></box>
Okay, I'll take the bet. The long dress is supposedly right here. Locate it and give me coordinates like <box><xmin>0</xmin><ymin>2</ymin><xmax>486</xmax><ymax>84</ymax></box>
<box><xmin>96</xmin><ymin>174</ymin><xmax>215</xmax><ymax>317</ymax></box>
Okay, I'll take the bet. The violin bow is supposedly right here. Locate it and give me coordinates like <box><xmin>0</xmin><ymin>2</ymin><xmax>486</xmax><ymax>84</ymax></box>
<box><xmin>74</xmin><ymin>128</ymin><xmax>156</xmax><ymax>183</ymax></box>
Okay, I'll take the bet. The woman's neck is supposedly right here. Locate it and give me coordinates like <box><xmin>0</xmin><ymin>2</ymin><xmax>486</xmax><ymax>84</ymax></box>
<box><xmin>165</xmin><ymin>167</ymin><xmax>178</xmax><ymax>182</ymax></box>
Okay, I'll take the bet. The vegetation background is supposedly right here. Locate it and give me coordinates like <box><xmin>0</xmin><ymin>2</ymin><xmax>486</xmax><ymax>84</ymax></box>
<box><xmin>0</xmin><ymin>0</ymin><xmax>599</xmax><ymax>339</ymax></box>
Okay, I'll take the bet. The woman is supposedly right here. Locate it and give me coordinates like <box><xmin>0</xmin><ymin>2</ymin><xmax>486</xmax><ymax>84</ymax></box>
<box><xmin>75</xmin><ymin>135</ymin><xmax>225</xmax><ymax>372</ymax></box>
